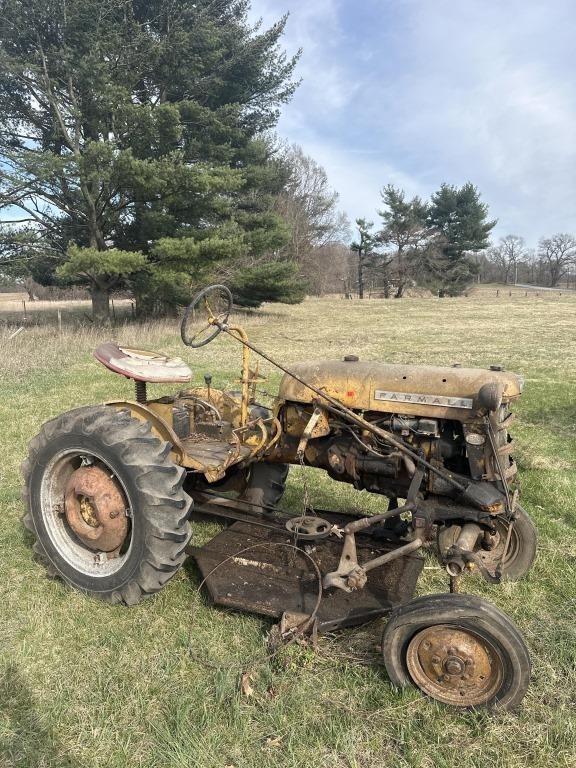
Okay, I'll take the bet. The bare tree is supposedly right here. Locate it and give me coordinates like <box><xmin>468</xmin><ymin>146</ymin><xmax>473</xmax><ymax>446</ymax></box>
<box><xmin>486</xmin><ymin>235</ymin><xmax>528</xmax><ymax>284</ymax></box>
<box><xmin>274</xmin><ymin>145</ymin><xmax>350</xmax><ymax>261</ymax></box>
<box><xmin>537</xmin><ymin>234</ymin><xmax>576</xmax><ymax>287</ymax></box>
<box><xmin>299</xmin><ymin>242</ymin><xmax>352</xmax><ymax>295</ymax></box>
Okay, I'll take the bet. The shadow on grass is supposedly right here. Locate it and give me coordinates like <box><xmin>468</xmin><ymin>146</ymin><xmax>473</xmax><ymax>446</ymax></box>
<box><xmin>0</xmin><ymin>663</ymin><xmax>79</xmax><ymax>768</ymax></box>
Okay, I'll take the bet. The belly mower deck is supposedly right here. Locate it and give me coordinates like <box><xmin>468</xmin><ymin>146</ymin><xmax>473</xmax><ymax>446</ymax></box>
<box><xmin>187</xmin><ymin>503</ymin><xmax>424</xmax><ymax>632</ymax></box>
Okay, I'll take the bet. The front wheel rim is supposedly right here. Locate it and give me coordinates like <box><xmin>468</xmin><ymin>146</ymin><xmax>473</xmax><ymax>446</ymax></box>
<box><xmin>405</xmin><ymin>624</ymin><xmax>504</xmax><ymax>706</ymax></box>
<box><xmin>478</xmin><ymin>519</ymin><xmax>521</xmax><ymax>573</ymax></box>
<box><xmin>39</xmin><ymin>448</ymin><xmax>133</xmax><ymax>577</ymax></box>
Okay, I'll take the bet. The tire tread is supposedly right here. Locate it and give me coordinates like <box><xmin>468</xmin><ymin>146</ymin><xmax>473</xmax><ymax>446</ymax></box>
<box><xmin>22</xmin><ymin>405</ymin><xmax>192</xmax><ymax>606</ymax></box>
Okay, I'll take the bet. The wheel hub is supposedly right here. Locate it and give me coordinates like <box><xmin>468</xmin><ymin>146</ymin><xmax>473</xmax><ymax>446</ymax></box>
<box><xmin>405</xmin><ymin>625</ymin><xmax>503</xmax><ymax>706</ymax></box>
<box><xmin>285</xmin><ymin>515</ymin><xmax>332</xmax><ymax>541</ymax></box>
<box><xmin>64</xmin><ymin>466</ymin><xmax>128</xmax><ymax>554</ymax></box>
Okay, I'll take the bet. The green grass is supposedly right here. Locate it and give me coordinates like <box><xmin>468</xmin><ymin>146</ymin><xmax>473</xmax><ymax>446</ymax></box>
<box><xmin>1</xmin><ymin>286</ymin><xmax>576</xmax><ymax>767</ymax></box>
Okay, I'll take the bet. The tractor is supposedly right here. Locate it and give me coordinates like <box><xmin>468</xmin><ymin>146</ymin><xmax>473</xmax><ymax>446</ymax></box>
<box><xmin>22</xmin><ymin>285</ymin><xmax>535</xmax><ymax>710</ymax></box>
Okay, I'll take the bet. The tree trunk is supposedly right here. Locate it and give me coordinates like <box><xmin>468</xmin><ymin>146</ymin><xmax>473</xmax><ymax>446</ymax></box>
<box><xmin>358</xmin><ymin>253</ymin><xmax>364</xmax><ymax>299</ymax></box>
<box><xmin>91</xmin><ymin>285</ymin><xmax>111</xmax><ymax>324</ymax></box>
<box><xmin>24</xmin><ymin>277</ymin><xmax>38</xmax><ymax>301</ymax></box>
<box><xmin>395</xmin><ymin>247</ymin><xmax>405</xmax><ymax>297</ymax></box>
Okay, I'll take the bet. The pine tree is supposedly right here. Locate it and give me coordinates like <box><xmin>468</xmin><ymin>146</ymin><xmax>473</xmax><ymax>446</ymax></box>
<box><xmin>378</xmin><ymin>185</ymin><xmax>432</xmax><ymax>298</ymax></box>
<box><xmin>0</xmin><ymin>0</ymin><xmax>300</xmax><ymax>319</ymax></box>
<box><xmin>350</xmin><ymin>219</ymin><xmax>377</xmax><ymax>299</ymax></box>
<box><xmin>427</xmin><ymin>183</ymin><xmax>496</xmax><ymax>295</ymax></box>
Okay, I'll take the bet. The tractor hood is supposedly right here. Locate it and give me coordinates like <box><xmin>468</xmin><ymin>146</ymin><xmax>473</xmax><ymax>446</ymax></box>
<box><xmin>277</xmin><ymin>360</ymin><xmax>523</xmax><ymax>420</ymax></box>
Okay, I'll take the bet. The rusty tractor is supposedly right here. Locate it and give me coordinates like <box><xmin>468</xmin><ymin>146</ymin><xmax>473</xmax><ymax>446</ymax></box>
<box><xmin>23</xmin><ymin>284</ymin><xmax>535</xmax><ymax>710</ymax></box>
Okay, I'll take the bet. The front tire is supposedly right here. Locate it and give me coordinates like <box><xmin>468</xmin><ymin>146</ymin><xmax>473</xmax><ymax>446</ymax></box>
<box><xmin>438</xmin><ymin>506</ymin><xmax>537</xmax><ymax>581</ymax></box>
<box><xmin>382</xmin><ymin>593</ymin><xmax>530</xmax><ymax>710</ymax></box>
<box><xmin>22</xmin><ymin>406</ymin><xmax>192</xmax><ymax>605</ymax></box>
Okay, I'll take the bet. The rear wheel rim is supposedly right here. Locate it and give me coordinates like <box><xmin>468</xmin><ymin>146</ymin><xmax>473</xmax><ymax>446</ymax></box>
<box><xmin>40</xmin><ymin>449</ymin><xmax>133</xmax><ymax>577</ymax></box>
<box><xmin>405</xmin><ymin>624</ymin><xmax>504</xmax><ymax>706</ymax></box>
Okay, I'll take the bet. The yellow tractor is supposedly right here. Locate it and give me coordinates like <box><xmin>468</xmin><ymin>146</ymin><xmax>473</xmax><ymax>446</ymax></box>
<box><xmin>22</xmin><ymin>285</ymin><xmax>535</xmax><ymax>710</ymax></box>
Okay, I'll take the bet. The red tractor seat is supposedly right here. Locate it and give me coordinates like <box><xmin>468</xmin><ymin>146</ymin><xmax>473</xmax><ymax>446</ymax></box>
<box><xmin>94</xmin><ymin>342</ymin><xmax>192</xmax><ymax>383</ymax></box>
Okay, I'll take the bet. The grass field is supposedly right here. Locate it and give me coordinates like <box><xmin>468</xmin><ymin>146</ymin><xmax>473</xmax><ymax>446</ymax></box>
<box><xmin>1</xmin><ymin>286</ymin><xmax>575</xmax><ymax>768</ymax></box>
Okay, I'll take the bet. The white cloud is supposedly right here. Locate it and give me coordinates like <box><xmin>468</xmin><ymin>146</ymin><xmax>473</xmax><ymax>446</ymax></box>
<box><xmin>251</xmin><ymin>0</ymin><xmax>576</xmax><ymax>245</ymax></box>
<box><xmin>250</xmin><ymin>0</ymin><xmax>356</xmax><ymax>112</ymax></box>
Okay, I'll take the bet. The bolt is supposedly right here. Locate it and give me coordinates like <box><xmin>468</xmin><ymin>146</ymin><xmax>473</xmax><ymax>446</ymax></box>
<box><xmin>422</xmin><ymin>641</ymin><xmax>431</xmax><ymax>650</ymax></box>
<box><xmin>109</xmin><ymin>510</ymin><xmax>119</xmax><ymax>519</ymax></box>
<box><xmin>445</xmin><ymin>659</ymin><xmax>464</xmax><ymax>675</ymax></box>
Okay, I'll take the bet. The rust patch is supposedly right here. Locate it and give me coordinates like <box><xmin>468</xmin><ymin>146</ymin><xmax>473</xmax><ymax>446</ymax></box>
<box><xmin>64</xmin><ymin>466</ymin><xmax>128</xmax><ymax>553</ymax></box>
<box><xmin>406</xmin><ymin>624</ymin><xmax>503</xmax><ymax>706</ymax></box>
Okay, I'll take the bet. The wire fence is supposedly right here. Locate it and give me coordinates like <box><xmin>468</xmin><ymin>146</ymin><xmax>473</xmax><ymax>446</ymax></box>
<box><xmin>1</xmin><ymin>284</ymin><xmax>575</xmax><ymax>337</ymax></box>
<box><xmin>0</xmin><ymin>294</ymin><xmax>136</xmax><ymax>334</ymax></box>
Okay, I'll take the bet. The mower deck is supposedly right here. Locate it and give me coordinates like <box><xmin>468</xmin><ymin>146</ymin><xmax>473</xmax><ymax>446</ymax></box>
<box><xmin>187</xmin><ymin>509</ymin><xmax>424</xmax><ymax>632</ymax></box>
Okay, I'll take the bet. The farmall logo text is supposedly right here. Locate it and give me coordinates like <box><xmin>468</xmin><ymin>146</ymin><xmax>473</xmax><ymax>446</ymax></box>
<box><xmin>373</xmin><ymin>390</ymin><xmax>474</xmax><ymax>409</ymax></box>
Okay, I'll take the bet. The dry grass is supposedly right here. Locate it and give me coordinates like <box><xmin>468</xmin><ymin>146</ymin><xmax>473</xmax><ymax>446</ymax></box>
<box><xmin>0</xmin><ymin>292</ymin><xmax>133</xmax><ymax>327</ymax></box>
<box><xmin>1</xmin><ymin>284</ymin><xmax>576</xmax><ymax>767</ymax></box>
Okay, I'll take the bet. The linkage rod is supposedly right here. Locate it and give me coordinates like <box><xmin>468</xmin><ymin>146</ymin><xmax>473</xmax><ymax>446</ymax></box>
<box><xmin>218</xmin><ymin>323</ymin><xmax>467</xmax><ymax>493</ymax></box>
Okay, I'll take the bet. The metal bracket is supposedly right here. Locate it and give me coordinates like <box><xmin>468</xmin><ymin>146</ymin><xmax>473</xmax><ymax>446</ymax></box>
<box><xmin>296</xmin><ymin>406</ymin><xmax>327</xmax><ymax>459</ymax></box>
<box><xmin>323</xmin><ymin>536</ymin><xmax>423</xmax><ymax>593</ymax></box>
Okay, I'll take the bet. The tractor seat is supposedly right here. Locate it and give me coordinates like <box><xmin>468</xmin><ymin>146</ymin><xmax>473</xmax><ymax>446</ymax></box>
<box><xmin>94</xmin><ymin>342</ymin><xmax>192</xmax><ymax>383</ymax></box>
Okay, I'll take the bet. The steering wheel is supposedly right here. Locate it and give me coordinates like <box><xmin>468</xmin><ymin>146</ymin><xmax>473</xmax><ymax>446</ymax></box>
<box><xmin>181</xmin><ymin>284</ymin><xmax>233</xmax><ymax>348</ymax></box>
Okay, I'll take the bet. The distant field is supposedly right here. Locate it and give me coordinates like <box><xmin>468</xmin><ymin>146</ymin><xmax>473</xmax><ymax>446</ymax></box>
<box><xmin>1</xmin><ymin>287</ymin><xmax>575</xmax><ymax>767</ymax></box>
<box><xmin>0</xmin><ymin>291</ymin><xmax>133</xmax><ymax>327</ymax></box>
<box><xmin>0</xmin><ymin>282</ymin><xmax>571</xmax><ymax>327</ymax></box>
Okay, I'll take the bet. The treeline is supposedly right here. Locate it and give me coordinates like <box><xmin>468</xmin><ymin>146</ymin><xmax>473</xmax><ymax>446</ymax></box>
<box><xmin>0</xmin><ymin>0</ymin><xmax>348</xmax><ymax>321</ymax></box>
<box><xmin>350</xmin><ymin>183</ymin><xmax>495</xmax><ymax>298</ymax></box>
<box><xmin>482</xmin><ymin>234</ymin><xmax>576</xmax><ymax>288</ymax></box>
<box><xmin>2</xmin><ymin>2</ymin><xmax>570</xmax><ymax>320</ymax></box>
<box><xmin>350</xmin><ymin>186</ymin><xmax>576</xmax><ymax>298</ymax></box>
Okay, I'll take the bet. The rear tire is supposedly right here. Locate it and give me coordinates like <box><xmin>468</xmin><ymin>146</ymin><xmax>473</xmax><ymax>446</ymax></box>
<box><xmin>241</xmin><ymin>462</ymin><xmax>289</xmax><ymax>512</ymax></box>
<box><xmin>187</xmin><ymin>461</ymin><xmax>288</xmax><ymax>514</ymax></box>
<box><xmin>22</xmin><ymin>405</ymin><xmax>192</xmax><ymax>605</ymax></box>
<box><xmin>382</xmin><ymin>593</ymin><xmax>530</xmax><ymax>710</ymax></box>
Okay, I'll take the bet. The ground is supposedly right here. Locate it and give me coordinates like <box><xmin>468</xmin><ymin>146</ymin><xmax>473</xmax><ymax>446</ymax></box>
<box><xmin>1</xmin><ymin>285</ymin><xmax>575</xmax><ymax>768</ymax></box>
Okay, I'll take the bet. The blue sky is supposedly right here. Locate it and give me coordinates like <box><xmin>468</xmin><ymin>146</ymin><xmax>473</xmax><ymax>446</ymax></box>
<box><xmin>250</xmin><ymin>0</ymin><xmax>576</xmax><ymax>246</ymax></box>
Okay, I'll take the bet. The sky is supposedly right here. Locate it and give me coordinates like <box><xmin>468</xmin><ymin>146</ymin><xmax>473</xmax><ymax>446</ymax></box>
<box><xmin>249</xmin><ymin>0</ymin><xmax>576</xmax><ymax>246</ymax></box>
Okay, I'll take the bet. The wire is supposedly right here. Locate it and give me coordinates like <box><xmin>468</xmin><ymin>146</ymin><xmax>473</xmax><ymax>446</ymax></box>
<box><xmin>345</xmin><ymin>425</ymin><xmax>393</xmax><ymax>460</ymax></box>
<box><xmin>187</xmin><ymin>540</ymin><xmax>323</xmax><ymax>676</ymax></box>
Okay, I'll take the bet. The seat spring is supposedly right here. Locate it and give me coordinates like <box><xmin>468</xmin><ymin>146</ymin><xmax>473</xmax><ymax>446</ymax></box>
<box><xmin>135</xmin><ymin>380</ymin><xmax>147</xmax><ymax>404</ymax></box>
